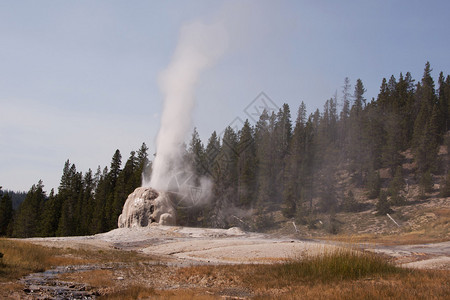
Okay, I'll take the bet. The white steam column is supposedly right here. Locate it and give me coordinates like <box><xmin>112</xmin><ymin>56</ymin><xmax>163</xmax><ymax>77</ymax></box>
<box><xmin>145</xmin><ymin>20</ymin><xmax>228</xmax><ymax>193</ymax></box>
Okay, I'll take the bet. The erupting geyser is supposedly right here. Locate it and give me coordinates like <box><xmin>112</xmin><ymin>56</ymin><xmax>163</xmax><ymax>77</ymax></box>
<box><xmin>118</xmin><ymin>19</ymin><xmax>228</xmax><ymax>228</ymax></box>
<box><xmin>145</xmin><ymin>20</ymin><xmax>228</xmax><ymax>191</ymax></box>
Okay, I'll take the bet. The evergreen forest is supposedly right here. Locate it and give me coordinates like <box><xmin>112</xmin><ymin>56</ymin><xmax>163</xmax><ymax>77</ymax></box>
<box><xmin>2</xmin><ymin>62</ymin><xmax>450</xmax><ymax>237</ymax></box>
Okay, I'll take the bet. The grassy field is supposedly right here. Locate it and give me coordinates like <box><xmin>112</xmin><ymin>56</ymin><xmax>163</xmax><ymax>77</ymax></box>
<box><xmin>0</xmin><ymin>238</ymin><xmax>86</xmax><ymax>281</ymax></box>
<box><xmin>63</xmin><ymin>245</ymin><xmax>449</xmax><ymax>299</ymax></box>
<box><xmin>168</xmin><ymin>249</ymin><xmax>449</xmax><ymax>300</ymax></box>
<box><xmin>0</xmin><ymin>238</ymin><xmax>157</xmax><ymax>280</ymax></box>
<box><xmin>1</xmin><ymin>238</ymin><xmax>449</xmax><ymax>299</ymax></box>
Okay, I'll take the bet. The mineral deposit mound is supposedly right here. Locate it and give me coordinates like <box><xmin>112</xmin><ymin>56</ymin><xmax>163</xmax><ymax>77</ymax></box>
<box><xmin>118</xmin><ymin>187</ymin><xmax>176</xmax><ymax>227</ymax></box>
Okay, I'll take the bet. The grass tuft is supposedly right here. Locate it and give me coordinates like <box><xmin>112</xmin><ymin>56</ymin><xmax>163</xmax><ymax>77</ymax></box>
<box><xmin>248</xmin><ymin>247</ymin><xmax>403</xmax><ymax>288</ymax></box>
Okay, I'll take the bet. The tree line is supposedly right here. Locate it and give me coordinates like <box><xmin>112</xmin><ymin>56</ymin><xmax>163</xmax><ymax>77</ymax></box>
<box><xmin>180</xmin><ymin>62</ymin><xmax>450</xmax><ymax>230</ymax></box>
<box><xmin>0</xmin><ymin>144</ymin><xmax>151</xmax><ymax>237</ymax></box>
<box><xmin>1</xmin><ymin>62</ymin><xmax>450</xmax><ymax>236</ymax></box>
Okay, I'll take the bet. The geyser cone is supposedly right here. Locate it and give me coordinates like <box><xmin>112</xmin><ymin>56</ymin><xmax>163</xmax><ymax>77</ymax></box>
<box><xmin>118</xmin><ymin>187</ymin><xmax>176</xmax><ymax>227</ymax></box>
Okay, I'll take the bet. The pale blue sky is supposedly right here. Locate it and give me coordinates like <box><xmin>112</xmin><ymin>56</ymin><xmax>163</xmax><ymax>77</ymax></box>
<box><xmin>1</xmin><ymin>0</ymin><xmax>450</xmax><ymax>192</ymax></box>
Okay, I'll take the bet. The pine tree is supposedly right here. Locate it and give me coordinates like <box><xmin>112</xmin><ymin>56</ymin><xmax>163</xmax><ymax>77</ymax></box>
<box><xmin>382</xmin><ymin>113</ymin><xmax>403</xmax><ymax>174</ymax></box>
<box><xmin>338</xmin><ymin>78</ymin><xmax>352</xmax><ymax>152</ymax></box>
<box><xmin>92</xmin><ymin>166</ymin><xmax>109</xmax><ymax>233</ymax></box>
<box><xmin>100</xmin><ymin>150</ymin><xmax>122</xmax><ymax>230</ymax></box>
<box><xmin>79</xmin><ymin>169</ymin><xmax>96</xmax><ymax>234</ymax></box>
<box><xmin>348</xmin><ymin>79</ymin><xmax>368</xmax><ymax>185</ymax></box>
<box><xmin>109</xmin><ymin>150</ymin><xmax>122</xmax><ymax>187</ymax></box>
<box><xmin>366</xmin><ymin>170</ymin><xmax>381</xmax><ymax>199</ymax></box>
<box><xmin>396</xmin><ymin>72</ymin><xmax>416</xmax><ymax>148</ymax></box>
<box><xmin>254</xmin><ymin>110</ymin><xmax>273</xmax><ymax>208</ymax></box>
<box><xmin>56</xmin><ymin>160</ymin><xmax>78</xmax><ymax>236</ymax></box>
<box><xmin>204</xmin><ymin>131</ymin><xmax>220</xmax><ymax>178</ymax></box>
<box><xmin>413</xmin><ymin>63</ymin><xmax>438</xmax><ymax>172</ymax></box>
<box><xmin>13</xmin><ymin>180</ymin><xmax>46</xmax><ymax>237</ymax></box>
<box><xmin>318</xmin><ymin>171</ymin><xmax>338</xmax><ymax>213</ymax></box>
<box><xmin>303</xmin><ymin>117</ymin><xmax>317</xmax><ymax>212</ymax></box>
<box><xmin>341</xmin><ymin>190</ymin><xmax>359</xmax><ymax>212</ymax></box>
<box><xmin>57</xmin><ymin>166</ymin><xmax>82</xmax><ymax>236</ymax></box>
<box><xmin>415</xmin><ymin>105</ymin><xmax>440</xmax><ymax>174</ymax></box>
<box><xmin>440</xmin><ymin>171</ymin><xmax>450</xmax><ymax>197</ymax></box>
<box><xmin>237</xmin><ymin>121</ymin><xmax>255</xmax><ymax>208</ymax></box>
<box><xmin>59</xmin><ymin>160</ymin><xmax>73</xmax><ymax>193</ymax></box>
<box><xmin>274</xmin><ymin>104</ymin><xmax>293</xmax><ymax>155</ymax></box>
<box><xmin>419</xmin><ymin>170</ymin><xmax>433</xmax><ymax>196</ymax></box>
<box><xmin>175</xmin><ymin>128</ymin><xmax>207</xmax><ymax>226</ymax></box>
<box><xmin>208</xmin><ymin>126</ymin><xmax>239</xmax><ymax>227</ymax></box>
<box><xmin>437</xmin><ymin>72</ymin><xmax>449</xmax><ymax>133</ymax></box>
<box><xmin>189</xmin><ymin>127</ymin><xmax>206</xmax><ymax>178</ymax></box>
<box><xmin>273</xmin><ymin>104</ymin><xmax>292</xmax><ymax>206</ymax></box>
<box><xmin>112</xmin><ymin>151</ymin><xmax>139</xmax><ymax>229</ymax></box>
<box><xmin>376</xmin><ymin>190</ymin><xmax>392</xmax><ymax>216</ymax></box>
<box><xmin>201</xmin><ymin>131</ymin><xmax>221</xmax><ymax>225</ymax></box>
<box><xmin>363</xmin><ymin>104</ymin><xmax>385</xmax><ymax>170</ymax></box>
<box><xmin>221</xmin><ymin>126</ymin><xmax>239</xmax><ymax>189</ymax></box>
<box><xmin>39</xmin><ymin>188</ymin><xmax>60</xmax><ymax>237</ymax></box>
<box><xmin>283</xmin><ymin>103</ymin><xmax>307</xmax><ymax>218</ymax></box>
<box><xmin>0</xmin><ymin>187</ymin><xmax>13</xmax><ymax>236</ymax></box>
<box><xmin>389</xmin><ymin>166</ymin><xmax>406</xmax><ymax>205</ymax></box>
<box><xmin>136</xmin><ymin>142</ymin><xmax>151</xmax><ymax>185</ymax></box>
<box><xmin>377</xmin><ymin>78</ymin><xmax>389</xmax><ymax>108</ymax></box>
<box><xmin>340</xmin><ymin>77</ymin><xmax>352</xmax><ymax>121</ymax></box>
<box><xmin>353</xmin><ymin>78</ymin><xmax>366</xmax><ymax>111</ymax></box>
<box><xmin>445</xmin><ymin>75</ymin><xmax>450</xmax><ymax>132</ymax></box>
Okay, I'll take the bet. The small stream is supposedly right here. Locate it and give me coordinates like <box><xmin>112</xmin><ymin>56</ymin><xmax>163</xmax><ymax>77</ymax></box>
<box><xmin>20</xmin><ymin>265</ymin><xmax>101</xmax><ymax>299</ymax></box>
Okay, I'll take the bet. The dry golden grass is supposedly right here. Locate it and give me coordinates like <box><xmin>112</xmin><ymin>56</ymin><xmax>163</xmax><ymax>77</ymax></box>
<box><xmin>178</xmin><ymin>247</ymin><xmax>398</xmax><ymax>285</ymax></box>
<box><xmin>100</xmin><ymin>288</ymin><xmax>218</xmax><ymax>300</ymax></box>
<box><xmin>250</xmin><ymin>248</ymin><xmax>401</xmax><ymax>287</ymax></box>
<box><xmin>62</xmin><ymin>267</ymin><xmax>450</xmax><ymax>300</ymax></box>
<box><xmin>170</xmin><ymin>248</ymin><xmax>449</xmax><ymax>299</ymax></box>
<box><xmin>0</xmin><ymin>238</ymin><xmax>87</xmax><ymax>281</ymax></box>
<box><xmin>58</xmin><ymin>269</ymin><xmax>116</xmax><ymax>288</ymax></box>
<box><xmin>1</xmin><ymin>238</ymin><xmax>448</xmax><ymax>299</ymax></box>
<box><xmin>58</xmin><ymin>265</ymin><xmax>218</xmax><ymax>300</ymax></box>
<box><xmin>0</xmin><ymin>238</ymin><xmax>156</xmax><ymax>283</ymax></box>
<box><xmin>175</xmin><ymin>264</ymin><xmax>245</xmax><ymax>287</ymax></box>
<box><xmin>0</xmin><ymin>282</ymin><xmax>25</xmax><ymax>299</ymax></box>
<box><xmin>252</xmin><ymin>270</ymin><xmax>450</xmax><ymax>299</ymax></box>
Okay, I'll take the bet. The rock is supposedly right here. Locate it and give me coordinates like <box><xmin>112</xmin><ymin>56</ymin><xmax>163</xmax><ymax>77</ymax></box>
<box><xmin>118</xmin><ymin>187</ymin><xmax>176</xmax><ymax>228</ymax></box>
<box><xmin>226</xmin><ymin>227</ymin><xmax>245</xmax><ymax>236</ymax></box>
<box><xmin>159</xmin><ymin>213</ymin><xmax>176</xmax><ymax>225</ymax></box>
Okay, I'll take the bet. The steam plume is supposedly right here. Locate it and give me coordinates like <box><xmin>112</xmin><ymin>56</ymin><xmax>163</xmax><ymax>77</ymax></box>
<box><xmin>144</xmin><ymin>20</ymin><xmax>228</xmax><ymax>199</ymax></box>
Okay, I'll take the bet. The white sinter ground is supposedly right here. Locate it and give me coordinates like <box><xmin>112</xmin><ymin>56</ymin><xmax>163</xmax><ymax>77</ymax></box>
<box><xmin>24</xmin><ymin>224</ymin><xmax>450</xmax><ymax>269</ymax></box>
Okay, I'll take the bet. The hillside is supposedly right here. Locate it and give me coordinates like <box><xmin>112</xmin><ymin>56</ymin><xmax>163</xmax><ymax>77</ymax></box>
<box><xmin>267</xmin><ymin>147</ymin><xmax>450</xmax><ymax>243</ymax></box>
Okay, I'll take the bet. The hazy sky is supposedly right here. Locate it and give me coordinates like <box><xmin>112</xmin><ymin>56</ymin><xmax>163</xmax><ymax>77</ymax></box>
<box><xmin>1</xmin><ymin>0</ymin><xmax>450</xmax><ymax>192</ymax></box>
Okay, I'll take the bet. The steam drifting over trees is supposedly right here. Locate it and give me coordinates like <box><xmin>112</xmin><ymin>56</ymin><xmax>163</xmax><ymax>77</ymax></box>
<box><xmin>2</xmin><ymin>62</ymin><xmax>450</xmax><ymax>237</ymax></box>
